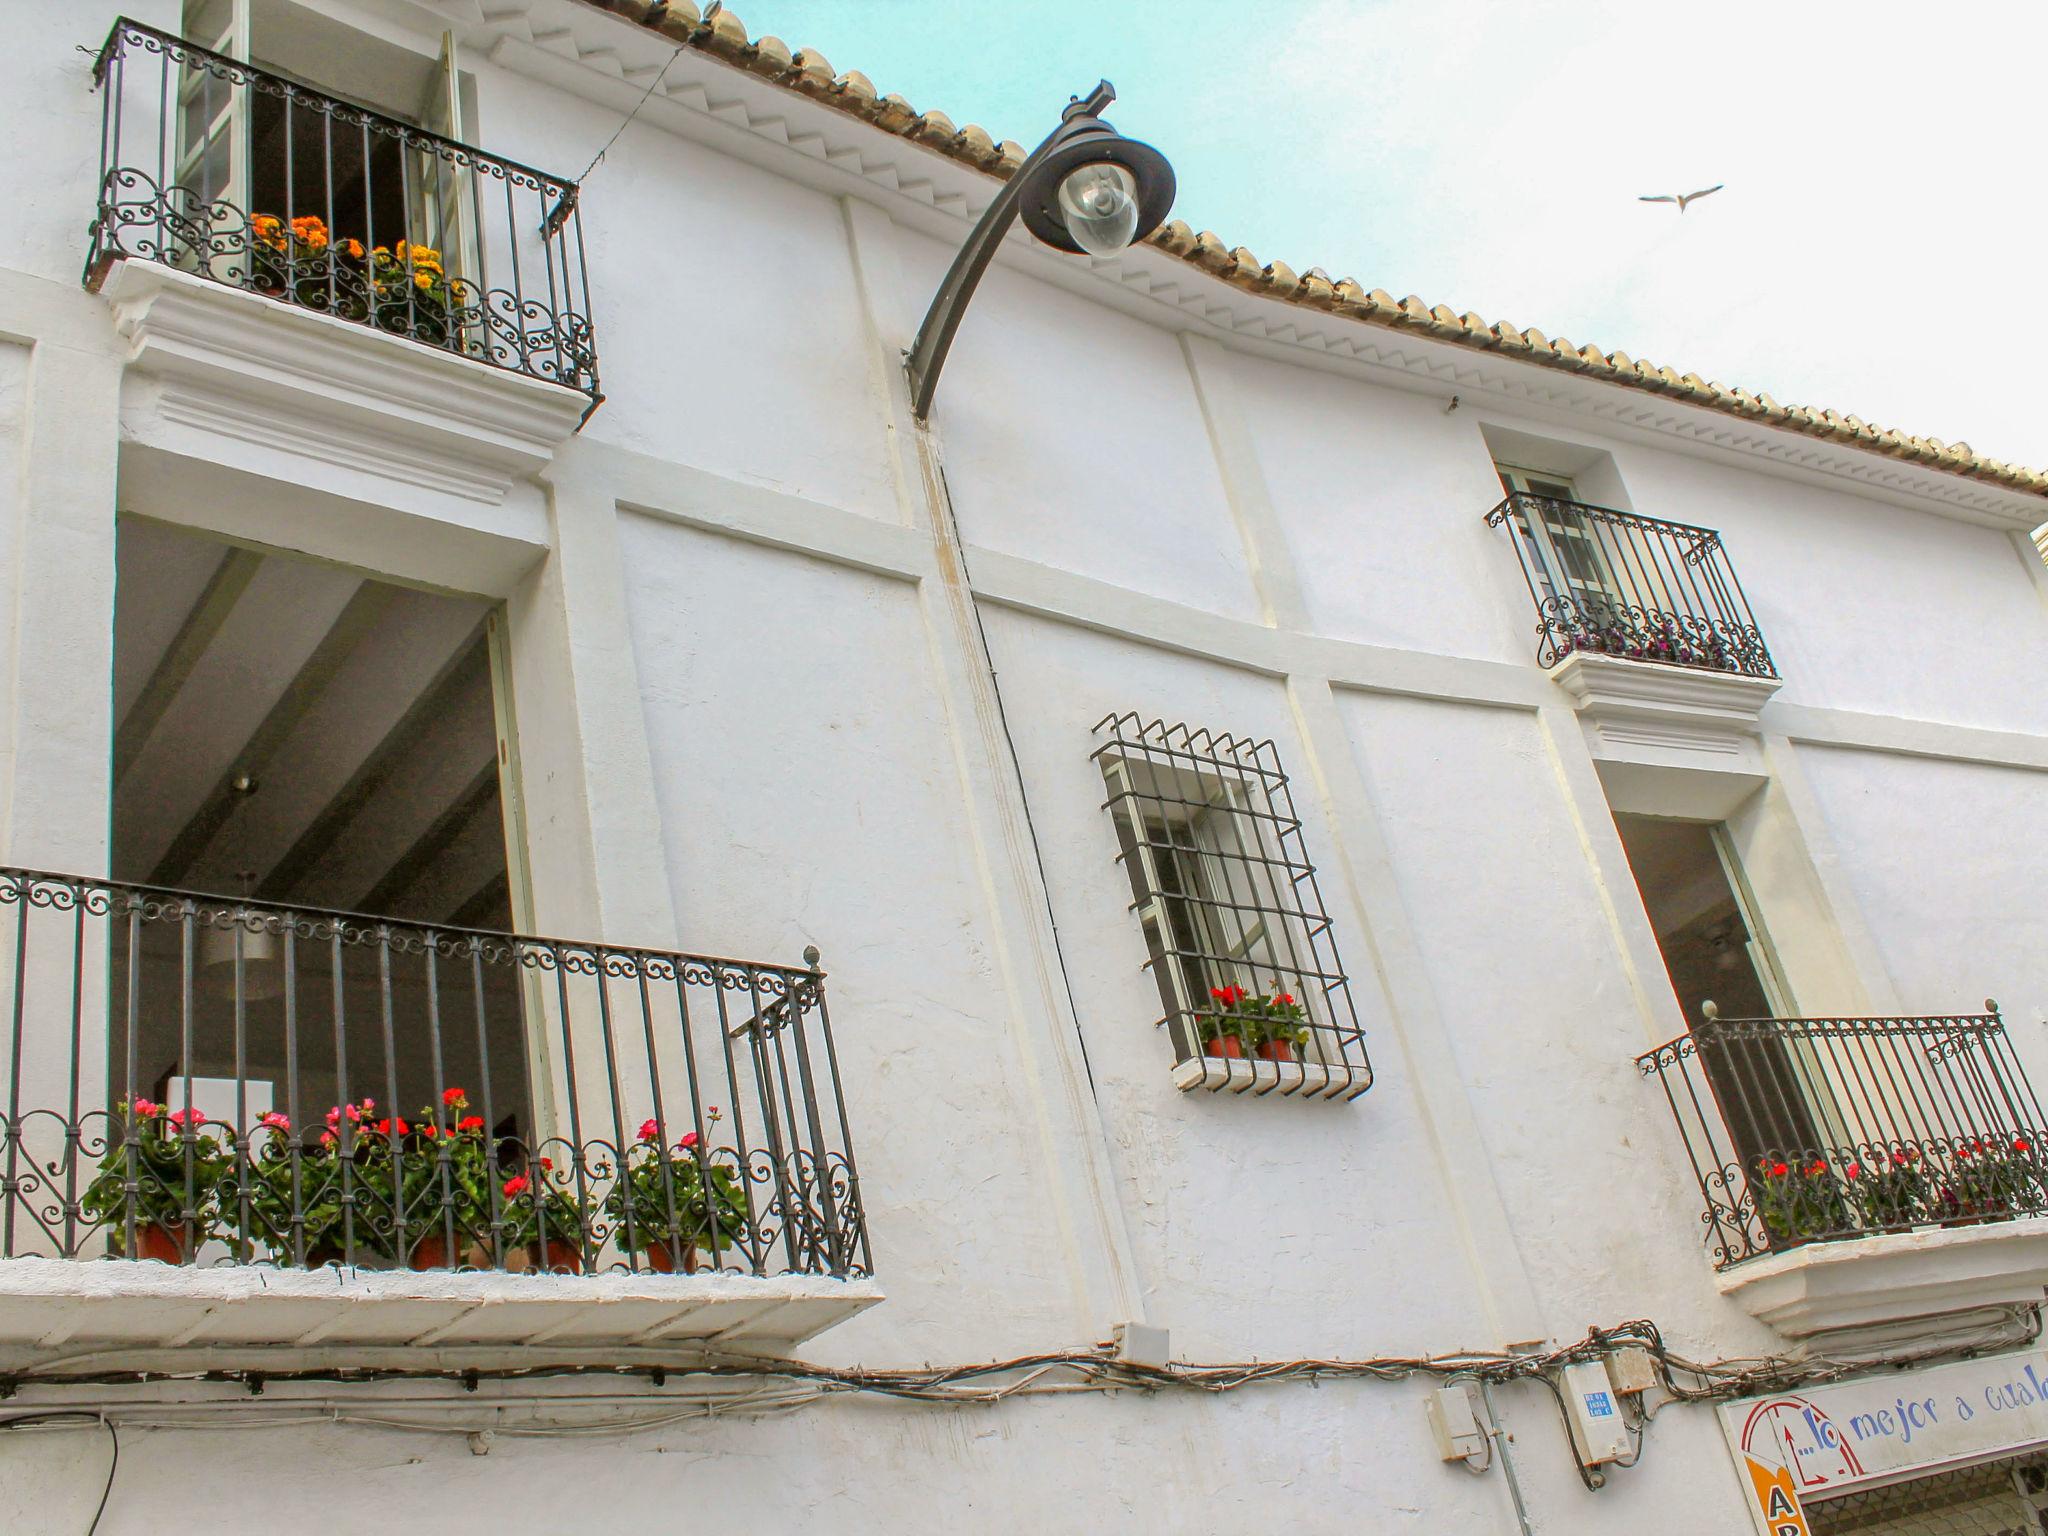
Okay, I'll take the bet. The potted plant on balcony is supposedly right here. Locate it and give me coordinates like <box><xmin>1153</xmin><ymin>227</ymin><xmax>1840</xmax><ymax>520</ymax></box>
<box><xmin>81</xmin><ymin>1098</ymin><xmax>229</xmax><ymax>1262</ymax></box>
<box><xmin>605</xmin><ymin>1113</ymin><xmax>748</xmax><ymax>1273</ymax></box>
<box><xmin>1941</xmin><ymin>1137</ymin><xmax>2043</xmax><ymax>1225</ymax></box>
<box><xmin>1845</xmin><ymin>1147</ymin><xmax>1931</xmax><ymax>1234</ymax></box>
<box><xmin>1753</xmin><ymin>1155</ymin><xmax>1854</xmax><ymax>1250</ymax></box>
<box><xmin>499</xmin><ymin>1157</ymin><xmax>587</xmax><ymax>1273</ymax></box>
<box><xmin>218</xmin><ymin>1109</ymin><xmax>352</xmax><ymax>1265</ymax></box>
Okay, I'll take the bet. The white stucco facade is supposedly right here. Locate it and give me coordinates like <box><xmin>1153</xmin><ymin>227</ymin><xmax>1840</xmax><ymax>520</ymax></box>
<box><xmin>2</xmin><ymin>2</ymin><xmax>2048</xmax><ymax>1531</ymax></box>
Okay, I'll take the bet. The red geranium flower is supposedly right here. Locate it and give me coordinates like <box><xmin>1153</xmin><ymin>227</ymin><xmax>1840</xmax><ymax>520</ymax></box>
<box><xmin>442</xmin><ymin>1087</ymin><xmax>467</xmax><ymax>1107</ymax></box>
<box><xmin>502</xmin><ymin>1174</ymin><xmax>530</xmax><ymax>1199</ymax></box>
<box><xmin>1768</xmin><ymin>1162</ymin><xmax>1789</xmax><ymax>1177</ymax></box>
<box><xmin>1275</xmin><ymin>993</ymin><xmax>1295</xmax><ymax>1007</ymax></box>
<box><xmin>373</xmin><ymin>1117</ymin><xmax>409</xmax><ymax>1137</ymax></box>
<box><xmin>678</xmin><ymin>1130</ymin><xmax>700</xmax><ymax>1151</ymax></box>
<box><xmin>456</xmin><ymin>1116</ymin><xmax>484</xmax><ymax>1133</ymax></box>
<box><xmin>638</xmin><ymin>1118</ymin><xmax>661</xmax><ymax>1143</ymax></box>
<box><xmin>2015</xmin><ymin>1139</ymin><xmax>2032</xmax><ymax>1154</ymax></box>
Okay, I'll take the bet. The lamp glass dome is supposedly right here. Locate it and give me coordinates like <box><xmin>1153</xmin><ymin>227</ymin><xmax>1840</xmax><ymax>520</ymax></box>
<box><xmin>1056</xmin><ymin>162</ymin><xmax>1139</xmax><ymax>257</ymax></box>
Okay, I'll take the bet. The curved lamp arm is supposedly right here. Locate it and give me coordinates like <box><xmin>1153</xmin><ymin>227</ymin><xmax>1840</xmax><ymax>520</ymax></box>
<box><xmin>904</xmin><ymin>82</ymin><xmax>1118</xmax><ymax>422</ymax></box>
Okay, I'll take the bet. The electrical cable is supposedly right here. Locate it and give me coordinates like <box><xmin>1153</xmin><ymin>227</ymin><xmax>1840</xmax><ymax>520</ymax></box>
<box><xmin>0</xmin><ymin>1410</ymin><xmax>119</xmax><ymax>1534</ymax></box>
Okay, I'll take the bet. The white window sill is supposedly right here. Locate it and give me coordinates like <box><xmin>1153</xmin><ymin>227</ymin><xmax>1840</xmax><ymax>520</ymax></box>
<box><xmin>1171</xmin><ymin>1055</ymin><xmax>1372</xmax><ymax>1100</ymax></box>
<box><xmin>0</xmin><ymin>1257</ymin><xmax>881</xmax><ymax>1370</ymax></box>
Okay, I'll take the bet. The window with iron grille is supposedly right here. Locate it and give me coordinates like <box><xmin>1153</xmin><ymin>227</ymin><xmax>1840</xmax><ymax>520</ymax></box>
<box><xmin>1092</xmin><ymin>714</ymin><xmax>1371</xmax><ymax>1099</ymax></box>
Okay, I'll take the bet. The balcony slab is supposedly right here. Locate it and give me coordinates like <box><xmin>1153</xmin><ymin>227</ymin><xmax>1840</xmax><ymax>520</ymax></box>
<box><xmin>100</xmin><ymin>260</ymin><xmax>585</xmax><ymax>526</ymax></box>
<box><xmin>1716</xmin><ymin>1216</ymin><xmax>2048</xmax><ymax>1338</ymax></box>
<box><xmin>1554</xmin><ymin>651</ymin><xmax>1783</xmax><ymax>817</ymax></box>
<box><xmin>0</xmin><ymin>1257</ymin><xmax>881</xmax><ymax>1371</ymax></box>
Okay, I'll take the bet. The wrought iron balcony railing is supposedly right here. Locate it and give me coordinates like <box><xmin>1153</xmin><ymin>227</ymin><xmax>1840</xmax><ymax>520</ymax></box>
<box><xmin>0</xmin><ymin>869</ymin><xmax>868</xmax><ymax>1279</ymax></box>
<box><xmin>1638</xmin><ymin>1002</ymin><xmax>2044</xmax><ymax>1269</ymax></box>
<box><xmin>1485</xmin><ymin>492</ymin><xmax>1775</xmax><ymax>678</ymax></box>
<box><xmin>85</xmin><ymin>18</ymin><xmax>599</xmax><ymax>402</ymax></box>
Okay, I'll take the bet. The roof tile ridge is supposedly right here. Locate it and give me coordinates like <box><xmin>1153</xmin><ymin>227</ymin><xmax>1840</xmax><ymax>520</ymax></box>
<box><xmin>571</xmin><ymin>0</ymin><xmax>2047</xmax><ymax>502</ymax></box>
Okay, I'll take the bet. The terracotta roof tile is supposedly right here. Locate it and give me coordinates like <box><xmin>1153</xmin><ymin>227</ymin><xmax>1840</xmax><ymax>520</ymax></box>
<box><xmin>571</xmin><ymin>0</ymin><xmax>2048</xmax><ymax>501</ymax></box>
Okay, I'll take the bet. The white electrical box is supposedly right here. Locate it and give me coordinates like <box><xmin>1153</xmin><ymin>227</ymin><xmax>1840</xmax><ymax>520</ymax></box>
<box><xmin>1561</xmin><ymin>1361</ymin><xmax>1633</xmax><ymax>1466</ymax></box>
<box><xmin>1605</xmin><ymin>1346</ymin><xmax>1658</xmax><ymax>1398</ymax></box>
<box><xmin>1424</xmin><ymin>1384</ymin><xmax>1488</xmax><ymax>1463</ymax></box>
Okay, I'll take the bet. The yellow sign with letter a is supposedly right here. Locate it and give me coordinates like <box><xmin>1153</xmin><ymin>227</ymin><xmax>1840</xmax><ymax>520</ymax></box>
<box><xmin>1743</xmin><ymin>1454</ymin><xmax>1812</xmax><ymax>1536</ymax></box>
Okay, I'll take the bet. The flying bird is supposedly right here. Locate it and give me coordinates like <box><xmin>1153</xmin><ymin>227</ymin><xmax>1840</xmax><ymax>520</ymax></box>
<box><xmin>1639</xmin><ymin>184</ymin><xmax>1724</xmax><ymax>213</ymax></box>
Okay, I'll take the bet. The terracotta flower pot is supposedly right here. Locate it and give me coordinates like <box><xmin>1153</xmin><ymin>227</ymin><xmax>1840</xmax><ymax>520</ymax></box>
<box><xmin>1257</xmin><ymin>1040</ymin><xmax>1297</xmax><ymax>1064</ymax></box>
<box><xmin>408</xmin><ymin>1233</ymin><xmax>460</xmax><ymax>1270</ymax></box>
<box><xmin>638</xmin><ymin>1242</ymin><xmax>701</xmax><ymax>1275</ymax></box>
<box><xmin>528</xmin><ymin>1239</ymin><xmax>583</xmax><ymax>1274</ymax></box>
<box><xmin>126</xmin><ymin>1221</ymin><xmax>189</xmax><ymax>1263</ymax></box>
<box><xmin>1203</xmin><ymin>1035</ymin><xmax>1246</xmax><ymax>1059</ymax></box>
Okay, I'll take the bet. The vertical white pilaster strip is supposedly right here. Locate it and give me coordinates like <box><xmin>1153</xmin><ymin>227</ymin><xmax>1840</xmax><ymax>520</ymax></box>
<box><xmin>840</xmin><ymin>194</ymin><xmax>1148</xmax><ymax>1328</ymax></box>
<box><xmin>1182</xmin><ymin>332</ymin><xmax>1546</xmax><ymax>1346</ymax></box>
<box><xmin>521</xmin><ymin>445</ymin><xmax>680</xmax><ymax>952</ymax></box>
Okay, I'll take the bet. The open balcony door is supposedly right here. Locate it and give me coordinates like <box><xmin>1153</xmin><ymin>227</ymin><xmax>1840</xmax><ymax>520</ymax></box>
<box><xmin>411</xmin><ymin>32</ymin><xmax>482</xmax><ymax>348</ymax></box>
<box><xmin>175</xmin><ymin>0</ymin><xmax>252</xmax><ymax>280</ymax></box>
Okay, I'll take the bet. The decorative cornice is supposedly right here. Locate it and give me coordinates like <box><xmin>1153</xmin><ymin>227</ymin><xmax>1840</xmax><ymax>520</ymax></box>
<box><xmin>533</xmin><ymin>0</ymin><xmax>2048</xmax><ymax>517</ymax></box>
<box><xmin>101</xmin><ymin>260</ymin><xmax>588</xmax><ymax>504</ymax></box>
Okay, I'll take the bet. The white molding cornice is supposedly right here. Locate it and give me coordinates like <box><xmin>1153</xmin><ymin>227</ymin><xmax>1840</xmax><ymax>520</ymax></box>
<box><xmin>101</xmin><ymin>260</ymin><xmax>587</xmax><ymax>507</ymax></box>
<box><xmin>454</xmin><ymin>0</ymin><xmax>2047</xmax><ymax>533</ymax></box>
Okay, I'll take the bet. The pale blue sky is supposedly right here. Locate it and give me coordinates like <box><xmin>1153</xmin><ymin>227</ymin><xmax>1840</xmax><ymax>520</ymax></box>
<box><xmin>721</xmin><ymin>0</ymin><xmax>2047</xmax><ymax>468</ymax></box>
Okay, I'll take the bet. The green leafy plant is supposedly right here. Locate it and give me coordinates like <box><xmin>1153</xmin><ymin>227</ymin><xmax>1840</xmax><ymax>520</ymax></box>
<box><xmin>603</xmin><ymin>1111</ymin><xmax>749</xmax><ymax>1263</ymax></box>
<box><xmin>1844</xmin><ymin>1148</ymin><xmax>1930</xmax><ymax>1231</ymax></box>
<box><xmin>1945</xmin><ymin>1136</ymin><xmax>2043</xmax><ymax>1221</ymax></box>
<box><xmin>1753</xmin><ymin>1155</ymin><xmax>1854</xmax><ymax>1246</ymax></box>
<box><xmin>82</xmin><ymin>1098</ymin><xmax>231</xmax><ymax>1253</ymax></box>
<box><xmin>1204</xmin><ymin>985</ymin><xmax>1311</xmax><ymax>1053</ymax></box>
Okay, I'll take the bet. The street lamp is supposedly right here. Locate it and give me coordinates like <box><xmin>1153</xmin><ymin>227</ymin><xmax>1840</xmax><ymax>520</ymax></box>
<box><xmin>905</xmin><ymin>81</ymin><xmax>1175</xmax><ymax>421</ymax></box>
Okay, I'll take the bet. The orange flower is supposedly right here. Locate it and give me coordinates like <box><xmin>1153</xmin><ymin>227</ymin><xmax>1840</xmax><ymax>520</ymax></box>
<box><xmin>289</xmin><ymin>214</ymin><xmax>330</xmax><ymax>250</ymax></box>
<box><xmin>340</xmin><ymin>238</ymin><xmax>365</xmax><ymax>260</ymax></box>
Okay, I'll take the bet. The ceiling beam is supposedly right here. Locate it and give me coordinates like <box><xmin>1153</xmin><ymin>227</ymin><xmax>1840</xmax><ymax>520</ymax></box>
<box><xmin>258</xmin><ymin>630</ymin><xmax>491</xmax><ymax>906</ymax></box>
<box><xmin>448</xmin><ymin>870</ymin><xmax>512</xmax><ymax>932</ymax></box>
<box><xmin>112</xmin><ymin>547</ymin><xmax>263</xmax><ymax>787</ymax></box>
<box><xmin>147</xmin><ymin>578</ymin><xmax>400</xmax><ymax>891</ymax></box>
<box><xmin>354</xmin><ymin>760</ymin><xmax>500</xmax><ymax>919</ymax></box>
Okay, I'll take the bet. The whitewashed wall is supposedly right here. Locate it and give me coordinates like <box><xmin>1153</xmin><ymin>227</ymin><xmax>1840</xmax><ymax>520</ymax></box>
<box><xmin>0</xmin><ymin>1</ymin><xmax>2044</xmax><ymax>1531</ymax></box>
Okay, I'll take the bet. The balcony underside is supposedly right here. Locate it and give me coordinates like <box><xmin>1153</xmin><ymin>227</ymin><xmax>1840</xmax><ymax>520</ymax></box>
<box><xmin>0</xmin><ymin>1257</ymin><xmax>881</xmax><ymax>1371</ymax></box>
<box><xmin>1715</xmin><ymin>1217</ymin><xmax>2048</xmax><ymax>1339</ymax></box>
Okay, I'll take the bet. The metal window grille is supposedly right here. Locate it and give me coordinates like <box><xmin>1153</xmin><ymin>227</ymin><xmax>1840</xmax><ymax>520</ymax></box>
<box><xmin>85</xmin><ymin>17</ymin><xmax>600</xmax><ymax>403</ymax></box>
<box><xmin>0</xmin><ymin>868</ymin><xmax>869</xmax><ymax>1278</ymax></box>
<box><xmin>1484</xmin><ymin>492</ymin><xmax>1775</xmax><ymax>677</ymax></box>
<box><xmin>1637</xmin><ymin>1001</ymin><xmax>2043</xmax><ymax>1270</ymax></box>
<box><xmin>1092</xmin><ymin>714</ymin><xmax>1370</xmax><ymax>1099</ymax></box>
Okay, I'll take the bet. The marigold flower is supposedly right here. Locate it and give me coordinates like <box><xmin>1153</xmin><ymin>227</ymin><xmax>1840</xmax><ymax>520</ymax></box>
<box><xmin>502</xmin><ymin>1174</ymin><xmax>530</xmax><ymax>1199</ymax></box>
<box><xmin>413</xmin><ymin>273</ymin><xmax>433</xmax><ymax>290</ymax></box>
<box><xmin>638</xmin><ymin>1118</ymin><xmax>661</xmax><ymax>1143</ymax></box>
<box><xmin>341</xmin><ymin>238</ymin><xmax>365</xmax><ymax>259</ymax></box>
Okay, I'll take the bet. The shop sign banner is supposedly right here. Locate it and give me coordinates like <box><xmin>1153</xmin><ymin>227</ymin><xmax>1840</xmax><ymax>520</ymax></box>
<box><xmin>1720</xmin><ymin>1348</ymin><xmax>2048</xmax><ymax>1533</ymax></box>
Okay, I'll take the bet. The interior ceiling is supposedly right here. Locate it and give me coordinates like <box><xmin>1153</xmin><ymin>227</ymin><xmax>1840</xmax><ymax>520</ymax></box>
<box><xmin>1613</xmin><ymin>814</ymin><xmax>1740</xmax><ymax>942</ymax></box>
<box><xmin>112</xmin><ymin>518</ymin><xmax>510</xmax><ymax>929</ymax></box>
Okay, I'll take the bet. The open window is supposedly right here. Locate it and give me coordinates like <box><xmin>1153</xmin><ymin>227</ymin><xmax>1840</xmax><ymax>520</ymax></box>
<box><xmin>108</xmin><ymin>517</ymin><xmax>536</xmax><ymax>1180</ymax></box>
<box><xmin>1094</xmin><ymin>714</ymin><xmax>1371</xmax><ymax>1099</ymax></box>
